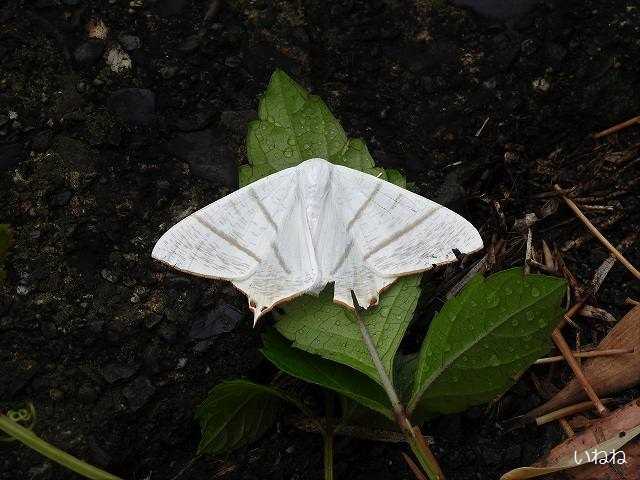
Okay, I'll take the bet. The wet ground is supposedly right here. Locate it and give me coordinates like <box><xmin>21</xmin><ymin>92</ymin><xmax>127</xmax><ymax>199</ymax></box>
<box><xmin>1</xmin><ymin>0</ymin><xmax>639</xmax><ymax>479</ymax></box>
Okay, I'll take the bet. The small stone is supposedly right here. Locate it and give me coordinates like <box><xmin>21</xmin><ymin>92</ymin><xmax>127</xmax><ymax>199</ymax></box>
<box><xmin>176</xmin><ymin>357</ymin><xmax>187</xmax><ymax>369</ymax></box>
<box><xmin>193</xmin><ymin>340</ymin><xmax>213</xmax><ymax>354</ymax></box>
<box><xmin>532</xmin><ymin>78</ymin><xmax>550</xmax><ymax>93</ymax></box>
<box><xmin>159</xmin><ymin>65</ymin><xmax>178</xmax><ymax>79</ymax></box>
<box><xmin>520</xmin><ymin>38</ymin><xmax>537</xmax><ymax>56</ymax></box>
<box><xmin>122</xmin><ymin>376</ymin><xmax>155</xmax><ymax>412</ymax></box>
<box><xmin>74</xmin><ymin>41</ymin><xmax>105</xmax><ymax>66</ymax></box>
<box><xmin>158</xmin><ymin>322</ymin><xmax>177</xmax><ymax>344</ymax></box>
<box><xmin>102</xmin><ymin>363</ymin><xmax>138</xmax><ymax>383</ymax></box>
<box><xmin>50</xmin><ymin>191</ymin><xmax>73</xmax><ymax>207</ymax></box>
<box><xmin>16</xmin><ymin>285</ymin><xmax>29</xmax><ymax>296</ymax></box>
<box><xmin>504</xmin><ymin>444</ymin><xmax>522</xmax><ymax>463</ymax></box>
<box><xmin>224</xmin><ymin>54</ymin><xmax>242</xmax><ymax>68</ymax></box>
<box><xmin>87</xmin><ymin>437</ymin><xmax>112</xmax><ymax>467</ymax></box>
<box><xmin>101</xmin><ymin>268</ymin><xmax>118</xmax><ymax>283</ymax></box>
<box><xmin>219</xmin><ymin>110</ymin><xmax>257</xmax><ymax>134</ymax></box>
<box><xmin>144</xmin><ymin>314</ymin><xmax>162</xmax><ymax>329</ymax></box>
<box><xmin>49</xmin><ymin>388</ymin><xmax>65</xmax><ymax>401</ymax></box>
<box><xmin>178</xmin><ymin>34</ymin><xmax>201</xmax><ymax>52</ymax></box>
<box><xmin>78</xmin><ymin>384</ymin><xmax>98</xmax><ymax>403</ymax></box>
<box><xmin>174</xmin><ymin>110</ymin><xmax>213</xmax><ymax>132</ymax></box>
<box><xmin>546</xmin><ymin>43</ymin><xmax>567</xmax><ymax>65</ymax></box>
<box><xmin>157</xmin><ymin>0</ymin><xmax>187</xmax><ymax>16</ymax></box>
<box><xmin>87</xmin><ymin>18</ymin><xmax>109</xmax><ymax>40</ymax></box>
<box><xmin>118</xmin><ymin>34</ymin><xmax>140</xmax><ymax>51</ymax></box>
<box><xmin>189</xmin><ymin>304</ymin><xmax>243</xmax><ymax>340</ymax></box>
<box><xmin>105</xmin><ymin>46</ymin><xmax>132</xmax><ymax>73</ymax></box>
<box><xmin>166</xmin><ymin>130</ymin><xmax>236</xmax><ymax>188</ymax></box>
<box><xmin>107</xmin><ymin>88</ymin><xmax>156</xmax><ymax>126</ymax></box>
<box><xmin>452</xmin><ymin>0</ymin><xmax>537</xmax><ymax>19</ymax></box>
<box><xmin>0</xmin><ymin>143</ymin><xmax>22</xmax><ymax>170</ymax></box>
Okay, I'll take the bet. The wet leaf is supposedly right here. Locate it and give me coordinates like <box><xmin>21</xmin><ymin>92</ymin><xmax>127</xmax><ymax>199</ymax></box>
<box><xmin>240</xmin><ymin>69</ymin><xmax>384</xmax><ymax>186</ymax></box>
<box><xmin>501</xmin><ymin>399</ymin><xmax>640</xmax><ymax>479</ymax></box>
<box><xmin>276</xmin><ymin>276</ymin><xmax>421</xmax><ymax>383</ymax></box>
<box><xmin>240</xmin><ymin>70</ymin><xmax>421</xmax><ymax>383</ymax></box>
<box><xmin>261</xmin><ymin>329</ymin><xmax>392</xmax><ymax>419</ymax></box>
<box><xmin>409</xmin><ymin>268</ymin><xmax>565</xmax><ymax>420</ymax></box>
<box><xmin>527</xmin><ymin>306</ymin><xmax>640</xmax><ymax>419</ymax></box>
<box><xmin>196</xmin><ymin>380</ymin><xmax>301</xmax><ymax>455</ymax></box>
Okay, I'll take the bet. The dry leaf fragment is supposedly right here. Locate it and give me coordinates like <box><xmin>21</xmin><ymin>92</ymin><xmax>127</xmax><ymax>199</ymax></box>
<box><xmin>563</xmin><ymin>441</ymin><xmax>640</xmax><ymax>480</ymax></box>
<box><xmin>501</xmin><ymin>399</ymin><xmax>640</xmax><ymax>480</ymax></box>
<box><xmin>527</xmin><ymin>306</ymin><xmax>640</xmax><ymax>418</ymax></box>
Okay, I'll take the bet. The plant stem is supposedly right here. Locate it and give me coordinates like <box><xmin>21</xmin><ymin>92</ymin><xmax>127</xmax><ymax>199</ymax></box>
<box><xmin>349</xmin><ymin>291</ymin><xmax>445</xmax><ymax>480</ymax></box>
<box><xmin>0</xmin><ymin>414</ymin><xmax>122</xmax><ymax>480</ymax></box>
<box><xmin>323</xmin><ymin>392</ymin><xmax>335</xmax><ymax>480</ymax></box>
<box><xmin>323</xmin><ymin>431</ymin><xmax>334</xmax><ymax>480</ymax></box>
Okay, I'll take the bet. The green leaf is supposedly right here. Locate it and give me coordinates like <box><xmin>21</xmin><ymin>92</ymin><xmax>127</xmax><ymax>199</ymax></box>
<box><xmin>240</xmin><ymin>69</ymin><xmax>421</xmax><ymax>384</ymax></box>
<box><xmin>240</xmin><ymin>70</ymin><xmax>383</xmax><ymax>187</ymax></box>
<box><xmin>276</xmin><ymin>276</ymin><xmax>421</xmax><ymax>383</ymax></box>
<box><xmin>408</xmin><ymin>268</ymin><xmax>566</xmax><ymax>421</ymax></box>
<box><xmin>261</xmin><ymin>329</ymin><xmax>392</xmax><ymax>419</ymax></box>
<box><xmin>394</xmin><ymin>353</ymin><xmax>418</xmax><ymax>403</ymax></box>
<box><xmin>196</xmin><ymin>380</ymin><xmax>300</xmax><ymax>456</ymax></box>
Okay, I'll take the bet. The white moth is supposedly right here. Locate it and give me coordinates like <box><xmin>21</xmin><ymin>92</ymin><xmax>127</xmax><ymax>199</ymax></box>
<box><xmin>152</xmin><ymin>158</ymin><xmax>483</xmax><ymax>323</ymax></box>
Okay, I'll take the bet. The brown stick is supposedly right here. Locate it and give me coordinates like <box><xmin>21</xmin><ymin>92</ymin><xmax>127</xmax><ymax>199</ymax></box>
<box><xmin>402</xmin><ymin>453</ymin><xmax>429</xmax><ymax>480</ymax></box>
<box><xmin>555</xmin><ymin>184</ymin><xmax>640</xmax><ymax>280</ymax></box>
<box><xmin>535</xmin><ymin>398</ymin><xmax>615</xmax><ymax>426</ymax></box>
<box><xmin>559</xmin><ymin>419</ymin><xmax>575</xmax><ymax>438</ymax></box>
<box><xmin>551</xmin><ymin>329</ymin><xmax>609</xmax><ymax>417</ymax></box>
<box><xmin>592</xmin><ymin>115</ymin><xmax>640</xmax><ymax>139</ymax></box>
<box><xmin>534</xmin><ymin>348</ymin><xmax>635</xmax><ymax>364</ymax></box>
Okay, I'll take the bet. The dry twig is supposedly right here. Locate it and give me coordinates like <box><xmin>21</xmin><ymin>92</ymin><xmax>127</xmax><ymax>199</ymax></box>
<box><xmin>555</xmin><ymin>184</ymin><xmax>640</xmax><ymax>280</ymax></box>
<box><xmin>592</xmin><ymin>115</ymin><xmax>640</xmax><ymax>139</ymax></box>
<box><xmin>535</xmin><ymin>348</ymin><xmax>634</xmax><ymax>364</ymax></box>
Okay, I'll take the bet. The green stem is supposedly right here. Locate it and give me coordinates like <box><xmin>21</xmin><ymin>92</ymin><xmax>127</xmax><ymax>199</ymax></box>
<box><xmin>323</xmin><ymin>431</ymin><xmax>334</xmax><ymax>480</ymax></box>
<box><xmin>348</xmin><ymin>291</ymin><xmax>444</xmax><ymax>480</ymax></box>
<box><xmin>323</xmin><ymin>392</ymin><xmax>335</xmax><ymax>480</ymax></box>
<box><xmin>0</xmin><ymin>415</ymin><xmax>122</xmax><ymax>480</ymax></box>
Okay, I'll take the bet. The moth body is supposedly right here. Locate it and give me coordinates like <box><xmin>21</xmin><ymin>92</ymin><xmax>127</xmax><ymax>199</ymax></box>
<box><xmin>152</xmin><ymin>158</ymin><xmax>483</xmax><ymax>323</ymax></box>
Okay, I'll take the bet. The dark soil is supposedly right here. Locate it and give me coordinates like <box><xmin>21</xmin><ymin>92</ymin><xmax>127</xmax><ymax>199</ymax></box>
<box><xmin>1</xmin><ymin>0</ymin><xmax>639</xmax><ymax>479</ymax></box>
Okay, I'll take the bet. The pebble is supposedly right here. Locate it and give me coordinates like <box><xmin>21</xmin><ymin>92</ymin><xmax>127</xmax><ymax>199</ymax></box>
<box><xmin>173</xmin><ymin>110</ymin><xmax>213</xmax><ymax>132</ymax></box>
<box><xmin>219</xmin><ymin>110</ymin><xmax>257</xmax><ymax>134</ymax></box>
<box><xmin>105</xmin><ymin>46</ymin><xmax>132</xmax><ymax>73</ymax></box>
<box><xmin>102</xmin><ymin>363</ymin><xmax>138</xmax><ymax>383</ymax></box>
<box><xmin>157</xmin><ymin>0</ymin><xmax>187</xmax><ymax>16</ymax></box>
<box><xmin>118</xmin><ymin>34</ymin><xmax>141</xmax><ymax>51</ymax></box>
<box><xmin>78</xmin><ymin>384</ymin><xmax>98</xmax><ymax>403</ymax></box>
<box><xmin>166</xmin><ymin>130</ymin><xmax>237</xmax><ymax>188</ymax></box>
<box><xmin>158</xmin><ymin>322</ymin><xmax>177</xmax><ymax>344</ymax></box>
<box><xmin>452</xmin><ymin>0</ymin><xmax>537</xmax><ymax>19</ymax></box>
<box><xmin>520</xmin><ymin>39</ymin><xmax>537</xmax><ymax>56</ymax></box>
<box><xmin>122</xmin><ymin>376</ymin><xmax>155</xmax><ymax>412</ymax></box>
<box><xmin>107</xmin><ymin>88</ymin><xmax>156</xmax><ymax>126</ymax></box>
<box><xmin>50</xmin><ymin>191</ymin><xmax>73</xmax><ymax>207</ymax></box>
<box><xmin>532</xmin><ymin>78</ymin><xmax>550</xmax><ymax>93</ymax></box>
<box><xmin>189</xmin><ymin>304</ymin><xmax>243</xmax><ymax>340</ymax></box>
<box><xmin>0</xmin><ymin>143</ymin><xmax>22</xmax><ymax>170</ymax></box>
<box><xmin>101</xmin><ymin>268</ymin><xmax>118</xmax><ymax>283</ymax></box>
<box><xmin>74</xmin><ymin>41</ymin><xmax>105</xmax><ymax>66</ymax></box>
